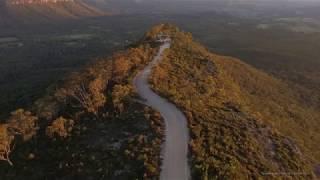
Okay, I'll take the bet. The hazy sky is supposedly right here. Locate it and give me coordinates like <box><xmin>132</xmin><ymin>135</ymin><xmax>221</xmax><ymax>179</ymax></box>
<box><xmin>119</xmin><ymin>0</ymin><xmax>320</xmax><ymax>4</ymax></box>
<box><xmin>129</xmin><ymin>0</ymin><xmax>320</xmax><ymax>2</ymax></box>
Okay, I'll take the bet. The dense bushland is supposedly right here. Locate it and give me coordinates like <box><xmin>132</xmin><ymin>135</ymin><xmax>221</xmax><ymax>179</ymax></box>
<box><xmin>0</xmin><ymin>33</ymin><xmax>164</xmax><ymax>179</ymax></box>
<box><xmin>149</xmin><ymin>24</ymin><xmax>319</xmax><ymax>179</ymax></box>
<box><xmin>1</xmin><ymin>23</ymin><xmax>319</xmax><ymax>179</ymax></box>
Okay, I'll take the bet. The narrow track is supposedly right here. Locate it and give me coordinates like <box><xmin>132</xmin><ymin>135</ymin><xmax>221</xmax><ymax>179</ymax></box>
<box><xmin>133</xmin><ymin>40</ymin><xmax>190</xmax><ymax>180</ymax></box>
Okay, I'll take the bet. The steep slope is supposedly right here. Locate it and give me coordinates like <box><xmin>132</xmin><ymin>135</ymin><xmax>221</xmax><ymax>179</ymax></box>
<box><xmin>5</xmin><ymin>0</ymin><xmax>105</xmax><ymax>22</ymax></box>
<box><xmin>147</xmin><ymin>24</ymin><xmax>319</xmax><ymax>179</ymax></box>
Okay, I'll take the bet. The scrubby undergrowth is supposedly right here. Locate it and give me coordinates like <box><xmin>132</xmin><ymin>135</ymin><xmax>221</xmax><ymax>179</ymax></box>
<box><xmin>149</xmin><ymin>24</ymin><xmax>319</xmax><ymax>179</ymax></box>
<box><xmin>0</xmin><ymin>30</ymin><xmax>165</xmax><ymax>179</ymax></box>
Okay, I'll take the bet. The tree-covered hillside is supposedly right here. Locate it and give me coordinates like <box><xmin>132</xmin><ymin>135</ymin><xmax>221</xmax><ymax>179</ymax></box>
<box><xmin>0</xmin><ymin>23</ymin><xmax>319</xmax><ymax>179</ymax></box>
<box><xmin>148</xmin><ymin>24</ymin><xmax>319</xmax><ymax>179</ymax></box>
<box><xmin>0</xmin><ymin>30</ymin><xmax>164</xmax><ymax>179</ymax></box>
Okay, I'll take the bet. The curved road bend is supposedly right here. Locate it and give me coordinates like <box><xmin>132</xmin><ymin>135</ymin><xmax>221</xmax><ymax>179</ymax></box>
<box><xmin>133</xmin><ymin>40</ymin><xmax>190</xmax><ymax>180</ymax></box>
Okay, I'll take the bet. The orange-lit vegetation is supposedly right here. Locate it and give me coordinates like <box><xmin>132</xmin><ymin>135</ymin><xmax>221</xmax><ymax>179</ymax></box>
<box><xmin>0</xmin><ymin>23</ymin><xmax>319</xmax><ymax>179</ymax></box>
<box><xmin>0</xmin><ymin>109</ymin><xmax>38</xmax><ymax>166</ymax></box>
<box><xmin>46</xmin><ymin>116</ymin><xmax>74</xmax><ymax>139</ymax></box>
<box><xmin>149</xmin><ymin>24</ymin><xmax>319</xmax><ymax>179</ymax></box>
<box><xmin>0</xmin><ymin>33</ymin><xmax>164</xmax><ymax>179</ymax></box>
<box><xmin>0</xmin><ymin>125</ymin><xmax>14</xmax><ymax>166</ymax></box>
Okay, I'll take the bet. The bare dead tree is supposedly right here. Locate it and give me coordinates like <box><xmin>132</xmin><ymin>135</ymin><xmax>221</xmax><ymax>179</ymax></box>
<box><xmin>69</xmin><ymin>80</ymin><xmax>106</xmax><ymax>116</ymax></box>
<box><xmin>70</xmin><ymin>83</ymin><xmax>93</xmax><ymax>111</ymax></box>
<box><xmin>0</xmin><ymin>125</ymin><xmax>14</xmax><ymax>166</ymax></box>
<box><xmin>0</xmin><ymin>141</ymin><xmax>14</xmax><ymax>166</ymax></box>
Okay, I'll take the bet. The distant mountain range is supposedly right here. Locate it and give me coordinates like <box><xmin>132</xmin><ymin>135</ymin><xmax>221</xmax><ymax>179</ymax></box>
<box><xmin>0</xmin><ymin>0</ymin><xmax>106</xmax><ymax>23</ymax></box>
<box><xmin>7</xmin><ymin>0</ymin><xmax>75</xmax><ymax>5</ymax></box>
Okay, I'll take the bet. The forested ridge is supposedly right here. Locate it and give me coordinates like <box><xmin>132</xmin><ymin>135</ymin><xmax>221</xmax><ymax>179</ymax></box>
<box><xmin>0</xmin><ymin>30</ymin><xmax>165</xmax><ymax>179</ymax></box>
<box><xmin>0</xmin><ymin>23</ymin><xmax>319</xmax><ymax>179</ymax></box>
<box><xmin>148</xmin><ymin>24</ymin><xmax>319</xmax><ymax>179</ymax></box>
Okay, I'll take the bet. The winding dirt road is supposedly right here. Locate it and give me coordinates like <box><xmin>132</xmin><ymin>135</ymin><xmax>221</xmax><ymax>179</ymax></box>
<box><xmin>133</xmin><ymin>40</ymin><xmax>190</xmax><ymax>180</ymax></box>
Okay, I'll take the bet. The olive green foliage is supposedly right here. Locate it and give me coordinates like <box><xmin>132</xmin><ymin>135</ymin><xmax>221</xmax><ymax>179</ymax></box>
<box><xmin>150</xmin><ymin>24</ymin><xmax>318</xmax><ymax>179</ymax></box>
